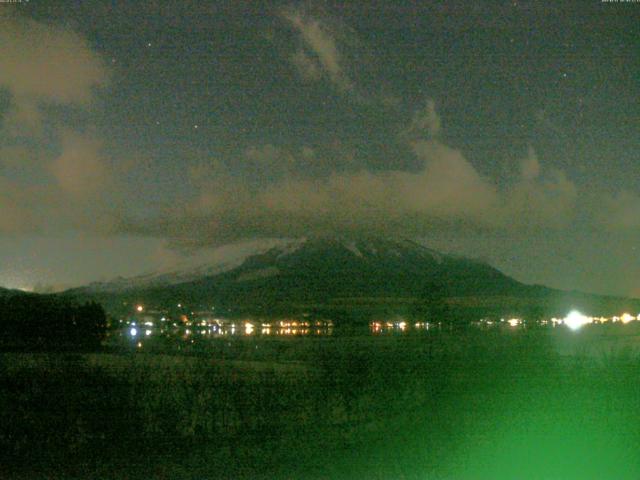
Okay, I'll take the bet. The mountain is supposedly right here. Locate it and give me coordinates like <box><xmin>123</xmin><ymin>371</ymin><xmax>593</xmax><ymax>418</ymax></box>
<box><xmin>66</xmin><ymin>235</ymin><xmax>640</xmax><ymax>319</ymax></box>
<box><xmin>72</xmin><ymin>235</ymin><xmax>522</xmax><ymax>298</ymax></box>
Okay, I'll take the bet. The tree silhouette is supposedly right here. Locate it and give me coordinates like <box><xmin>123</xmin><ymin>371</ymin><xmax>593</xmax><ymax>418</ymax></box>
<box><xmin>0</xmin><ymin>293</ymin><xmax>107</xmax><ymax>351</ymax></box>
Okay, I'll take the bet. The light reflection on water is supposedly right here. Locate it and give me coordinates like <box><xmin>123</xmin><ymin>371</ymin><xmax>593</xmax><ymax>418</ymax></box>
<box><xmin>115</xmin><ymin>319</ymin><xmax>337</xmax><ymax>344</ymax></box>
<box><xmin>117</xmin><ymin>318</ymin><xmax>439</xmax><ymax>342</ymax></box>
<box><xmin>112</xmin><ymin>313</ymin><xmax>640</xmax><ymax>352</ymax></box>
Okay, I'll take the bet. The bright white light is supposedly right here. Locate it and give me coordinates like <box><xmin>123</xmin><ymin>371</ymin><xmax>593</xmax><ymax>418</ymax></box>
<box><xmin>620</xmin><ymin>313</ymin><xmax>634</xmax><ymax>324</ymax></box>
<box><xmin>136</xmin><ymin>305</ymin><xmax>144</xmax><ymax>312</ymax></box>
<box><xmin>130</xmin><ymin>327</ymin><xmax>138</xmax><ymax>337</ymax></box>
<box><xmin>508</xmin><ymin>318</ymin><xmax>520</xmax><ymax>327</ymax></box>
<box><xmin>145</xmin><ymin>329</ymin><xmax>152</xmax><ymax>336</ymax></box>
<box><xmin>564</xmin><ymin>311</ymin><xmax>589</xmax><ymax>331</ymax></box>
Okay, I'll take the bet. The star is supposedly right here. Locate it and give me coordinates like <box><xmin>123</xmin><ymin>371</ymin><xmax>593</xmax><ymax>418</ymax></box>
<box><xmin>193</xmin><ymin>124</ymin><xmax>199</xmax><ymax>129</ymax></box>
<box><xmin>147</xmin><ymin>42</ymin><xmax>152</xmax><ymax>47</ymax></box>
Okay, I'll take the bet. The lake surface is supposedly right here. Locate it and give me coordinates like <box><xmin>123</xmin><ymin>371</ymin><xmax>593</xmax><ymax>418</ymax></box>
<box><xmin>110</xmin><ymin>316</ymin><xmax>640</xmax><ymax>359</ymax></box>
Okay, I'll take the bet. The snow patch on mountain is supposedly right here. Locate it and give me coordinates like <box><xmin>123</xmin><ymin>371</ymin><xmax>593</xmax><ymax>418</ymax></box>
<box><xmin>275</xmin><ymin>238</ymin><xmax>308</xmax><ymax>259</ymax></box>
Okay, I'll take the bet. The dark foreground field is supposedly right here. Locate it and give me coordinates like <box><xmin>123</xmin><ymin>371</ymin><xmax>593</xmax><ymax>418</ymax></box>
<box><xmin>2</xmin><ymin>329</ymin><xmax>640</xmax><ymax>479</ymax></box>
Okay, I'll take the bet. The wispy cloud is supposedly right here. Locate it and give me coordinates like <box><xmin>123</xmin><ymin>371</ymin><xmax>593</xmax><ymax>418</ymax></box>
<box><xmin>290</xmin><ymin>48</ymin><xmax>322</xmax><ymax>82</ymax></box>
<box><xmin>50</xmin><ymin>131</ymin><xmax>111</xmax><ymax>198</ymax></box>
<box><xmin>282</xmin><ymin>6</ymin><xmax>353</xmax><ymax>92</ymax></box>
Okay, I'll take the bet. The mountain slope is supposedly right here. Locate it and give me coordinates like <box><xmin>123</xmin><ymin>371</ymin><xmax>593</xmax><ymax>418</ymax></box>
<box><xmin>70</xmin><ymin>236</ymin><xmax>536</xmax><ymax>308</ymax></box>
<box><xmin>197</xmin><ymin>235</ymin><xmax>526</xmax><ymax>302</ymax></box>
<box><xmin>67</xmin><ymin>235</ymin><xmax>640</xmax><ymax>318</ymax></box>
<box><xmin>79</xmin><ymin>239</ymin><xmax>301</xmax><ymax>293</ymax></box>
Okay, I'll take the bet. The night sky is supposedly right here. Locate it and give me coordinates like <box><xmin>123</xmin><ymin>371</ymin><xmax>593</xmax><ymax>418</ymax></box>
<box><xmin>0</xmin><ymin>1</ymin><xmax>638</xmax><ymax>296</ymax></box>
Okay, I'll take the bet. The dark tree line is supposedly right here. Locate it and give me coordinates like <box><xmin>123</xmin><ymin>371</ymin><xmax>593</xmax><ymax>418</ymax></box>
<box><xmin>0</xmin><ymin>293</ymin><xmax>106</xmax><ymax>350</ymax></box>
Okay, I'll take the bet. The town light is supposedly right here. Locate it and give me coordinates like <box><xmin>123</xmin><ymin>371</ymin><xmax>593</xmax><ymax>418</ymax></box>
<box><xmin>564</xmin><ymin>311</ymin><xmax>589</xmax><ymax>331</ymax></box>
<box><xmin>620</xmin><ymin>313</ymin><xmax>634</xmax><ymax>324</ymax></box>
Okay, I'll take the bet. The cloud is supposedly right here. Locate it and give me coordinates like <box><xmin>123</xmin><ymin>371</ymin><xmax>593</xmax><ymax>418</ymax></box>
<box><xmin>190</xmin><ymin>144</ymin><xmax>316</xmax><ymax>190</ymax></box>
<box><xmin>0</xmin><ymin>16</ymin><xmax>108</xmax><ymax>106</ymax></box>
<box><xmin>290</xmin><ymin>48</ymin><xmax>322</xmax><ymax>82</ymax></box>
<box><xmin>1</xmin><ymin>95</ymin><xmax>44</xmax><ymax>137</ymax></box>
<box><xmin>407</xmin><ymin>139</ymin><xmax>497</xmax><ymax>219</ymax></box>
<box><xmin>502</xmin><ymin>168</ymin><xmax>577</xmax><ymax>228</ymax></box>
<box><xmin>0</xmin><ymin>134</ymin><xmax>120</xmax><ymax>236</ymax></box>
<box><xmin>402</xmin><ymin>100</ymin><xmax>442</xmax><ymax>140</ymax></box>
<box><xmin>599</xmin><ymin>191</ymin><xmax>640</xmax><ymax>229</ymax></box>
<box><xmin>0</xmin><ymin>15</ymin><xmax>108</xmax><ymax>138</ymax></box>
<box><xmin>0</xmin><ymin>144</ymin><xmax>41</xmax><ymax>174</ymax></box>
<box><xmin>50</xmin><ymin>131</ymin><xmax>110</xmax><ymax>197</ymax></box>
<box><xmin>0</xmin><ymin>17</ymin><xmax>115</xmax><ymax>235</ymax></box>
<box><xmin>123</xmin><ymin>102</ymin><xmax>579</xmax><ymax>247</ymax></box>
<box><xmin>0</xmin><ymin>177</ymin><xmax>39</xmax><ymax>234</ymax></box>
<box><xmin>282</xmin><ymin>7</ymin><xmax>353</xmax><ymax>91</ymax></box>
<box><xmin>520</xmin><ymin>146</ymin><xmax>541</xmax><ymax>181</ymax></box>
<box><xmin>278</xmin><ymin>5</ymin><xmax>401</xmax><ymax>107</ymax></box>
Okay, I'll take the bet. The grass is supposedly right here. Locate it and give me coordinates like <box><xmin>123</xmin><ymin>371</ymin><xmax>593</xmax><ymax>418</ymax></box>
<box><xmin>1</xmin><ymin>328</ymin><xmax>640</xmax><ymax>479</ymax></box>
